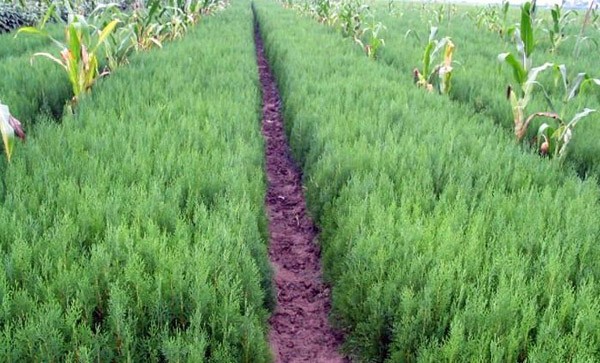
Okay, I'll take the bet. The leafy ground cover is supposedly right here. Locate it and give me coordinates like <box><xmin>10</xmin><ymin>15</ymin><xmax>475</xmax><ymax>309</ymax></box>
<box><xmin>0</xmin><ymin>2</ymin><xmax>273</xmax><ymax>361</ymax></box>
<box><xmin>254</xmin><ymin>0</ymin><xmax>600</xmax><ymax>361</ymax></box>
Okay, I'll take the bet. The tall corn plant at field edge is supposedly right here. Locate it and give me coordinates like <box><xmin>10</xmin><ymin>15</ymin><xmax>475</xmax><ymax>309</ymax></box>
<box><xmin>17</xmin><ymin>6</ymin><xmax>119</xmax><ymax>108</ymax></box>
<box><xmin>499</xmin><ymin>1</ymin><xmax>556</xmax><ymax>142</ymax></box>
<box><xmin>0</xmin><ymin>102</ymin><xmax>25</xmax><ymax>162</ymax></box>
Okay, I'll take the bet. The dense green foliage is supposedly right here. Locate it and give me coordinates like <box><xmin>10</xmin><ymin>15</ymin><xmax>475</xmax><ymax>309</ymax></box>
<box><xmin>0</xmin><ymin>2</ymin><xmax>272</xmax><ymax>361</ymax></box>
<box><xmin>0</xmin><ymin>31</ymin><xmax>69</xmax><ymax>125</ymax></box>
<box><xmin>254</xmin><ymin>0</ymin><xmax>600</xmax><ymax>361</ymax></box>
<box><xmin>0</xmin><ymin>24</ymin><xmax>63</xmax><ymax>59</ymax></box>
<box><xmin>375</xmin><ymin>3</ymin><xmax>600</xmax><ymax>178</ymax></box>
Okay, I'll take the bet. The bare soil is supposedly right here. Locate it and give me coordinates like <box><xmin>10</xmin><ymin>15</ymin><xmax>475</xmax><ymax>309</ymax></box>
<box><xmin>254</xmin><ymin>20</ymin><xmax>348</xmax><ymax>363</ymax></box>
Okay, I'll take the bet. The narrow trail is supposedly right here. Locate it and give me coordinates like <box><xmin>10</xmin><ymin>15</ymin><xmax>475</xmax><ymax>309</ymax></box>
<box><xmin>253</xmin><ymin>18</ymin><xmax>348</xmax><ymax>363</ymax></box>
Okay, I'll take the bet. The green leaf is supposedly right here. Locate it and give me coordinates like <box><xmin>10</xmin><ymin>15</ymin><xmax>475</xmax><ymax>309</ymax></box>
<box><xmin>147</xmin><ymin>0</ymin><xmax>161</xmax><ymax>27</ymax></box>
<box><xmin>555</xmin><ymin>63</ymin><xmax>568</xmax><ymax>94</ymax></box>
<box><xmin>551</xmin><ymin>6</ymin><xmax>559</xmax><ymax>33</ymax></box>
<box><xmin>40</xmin><ymin>3</ymin><xmax>57</xmax><ymax>28</ymax></box>
<box><xmin>93</xmin><ymin>19</ymin><xmax>120</xmax><ymax>53</ymax></box>
<box><xmin>16</xmin><ymin>26</ymin><xmax>48</xmax><ymax>37</ymax></box>
<box><xmin>524</xmin><ymin>62</ymin><xmax>554</xmax><ymax>96</ymax></box>
<box><xmin>538</xmin><ymin>122</ymin><xmax>555</xmax><ymax>137</ymax></box>
<box><xmin>423</xmin><ymin>40</ymin><xmax>435</xmax><ymax>78</ymax></box>
<box><xmin>32</xmin><ymin>52</ymin><xmax>68</xmax><ymax>70</ymax></box>
<box><xmin>68</xmin><ymin>24</ymin><xmax>82</xmax><ymax>63</ymax></box>
<box><xmin>521</xmin><ymin>1</ymin><xmax>534</xmax><ymax>58</ymax></box>
<box><xmin>567</xmin><ymin>108</ymin><xmax>596</xmax><ymax>128</ymax></box>
<box><xmin>566</xmin><ymin>72</ymin><xmax>587</xmax><ymax>101</ymax></box>
<box><xmin>498</xmin><ymin>52</ymin><xmax>526</xmax><ymax>87</ymax></box>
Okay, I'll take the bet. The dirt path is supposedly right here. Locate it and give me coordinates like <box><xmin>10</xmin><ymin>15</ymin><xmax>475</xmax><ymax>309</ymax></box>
<box><xmin>253</xmin><ymin>19</ymin><xmax>348</xmax><ymax>363</ymax></box>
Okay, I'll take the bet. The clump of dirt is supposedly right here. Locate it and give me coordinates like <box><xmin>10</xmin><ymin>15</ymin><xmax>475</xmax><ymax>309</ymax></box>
<box><xmin>254</xmin><ymin>21</ymin><xmax>348</xmax><ymax>363</ymax></box>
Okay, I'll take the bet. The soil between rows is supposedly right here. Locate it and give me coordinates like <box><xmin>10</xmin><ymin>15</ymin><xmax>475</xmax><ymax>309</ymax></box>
<box><xmin>253</xmin><ymin>18</ymin><xmax>348</xmax><ymax>363</ymax></box>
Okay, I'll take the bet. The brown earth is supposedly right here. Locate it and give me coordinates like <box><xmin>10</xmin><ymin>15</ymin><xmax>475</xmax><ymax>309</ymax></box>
<box><xmin>254</xmin><ymin>20</ymin><xmax>349</xmax><ymax>363</ymax></box>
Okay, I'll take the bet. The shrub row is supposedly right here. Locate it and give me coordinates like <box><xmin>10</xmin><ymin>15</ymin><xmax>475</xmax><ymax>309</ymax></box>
<box><xmin>254</xmin><ymin>1</ymin><xmax>600</xmax><ymax>361</ymax></box>
<box><xmin>0</xmin><ymin>2</ymin><xmax>272</xmax><ymax>361</ymax></box>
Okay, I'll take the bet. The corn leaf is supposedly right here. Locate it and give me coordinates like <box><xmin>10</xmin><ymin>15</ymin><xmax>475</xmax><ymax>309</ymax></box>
<box><xmin>498</xmin><ymin>52</ymin><xmax>526</xmax><ymax>87</ymax></box>
<box><xmin>567</xmin><ymin>108</ymin><xmax>596</xmax><ymax>128</ymax></box>
<box><xmin>16</xmin><ymin>26</ymin><xmax>48</xmax><ymax>37</ymax></box>
<box><xmin>521</xmin><ymin>2</ymin><xmax>534</xmax><ymax>58</ymax></box>
<box><xmin>93</xmin><ymin>19</ymin><xmax>120</xmax><ymax>53</ymax></box>
<box><xmin>567</xmin><ymin>73</ymin><xmax>588</xmax><ymax>101</ymax></box>
<box><xmin>68</xmin><ymin>24</ymin><xmax>82</xmax><ymax>63</ymax></box>
<box><xmin>32</xmin><ymin>52</ymin><xmax>68</xmax><ymax>70</ymax></box>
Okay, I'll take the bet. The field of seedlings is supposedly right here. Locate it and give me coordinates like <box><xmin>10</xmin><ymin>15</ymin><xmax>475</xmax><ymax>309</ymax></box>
<box><xmin>1</xmin><ymin>0</ymin><xmax>600</xmax><ymax>361</ymax></box>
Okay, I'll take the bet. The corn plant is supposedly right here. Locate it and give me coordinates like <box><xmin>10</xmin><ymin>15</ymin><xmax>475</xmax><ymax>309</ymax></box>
<box><xmin>17</xmin><ymin>5</ymin><xmax>118</xmax><ymax>106</ymax></box>
<box><xmin>312</xmin><ymin>0</ymin><xmax>335</xmax><ymax>26</ymax></box>
<box><xmin>129</xmin><ymin>0</ymin><xmax>166</xmax><ymax>50</ymax></box>
<box><xmin>537</xmin><ymin>108</ymin><xmax>596</xmax><ymax>157</ymax></box>
<box><xmin>413</xmin><ymin>26</ymin><xmax>455</xmax><ymax>94</ymax></box>
<box><xmin>355</xmin><ymin>15</ymin><xmax>385</xmax><ymax>60</ymax></box>
<box><xmin>542</xmin><ymin>1</ymin><xmax>576</xmax><ymax>53</ymax></box>
<box><xmin>0</xmin><ymin>101</ymin><xmax>25</xmax><ymax>162</ymax></box>
<box><xmin>535</xmin><ymin>65</ymin><xmax>600</xmax><ymax>157</ymax></box>
<box><xmin>337</xmin><ymin>0</ymin><xmax>368</xmax><ymax>40</ymax></box>
<box><xmin>161</xmin><ymin>5</ymin><xmax>190</xmax><ymax>41</ymax></box>
<box><xmin>89</xmin><ymin>3</ymin><xmax>135</xmax><ymax>72</ymax></box>
<box><xmin>553</xmin><ymin>64</ymin><xmax>600</xmax><ymax>105</ymax></box>
<box><xmin>499</xmin><ymin>1</ymin><xmax>557</xmax><ymax>141</ymax></box>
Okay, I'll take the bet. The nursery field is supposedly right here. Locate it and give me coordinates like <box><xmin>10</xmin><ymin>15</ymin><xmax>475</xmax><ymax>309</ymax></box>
<box><xmin>2</xmin><ymin>0</ymin><xmax>600</xmax><ymax>362</ymax></box>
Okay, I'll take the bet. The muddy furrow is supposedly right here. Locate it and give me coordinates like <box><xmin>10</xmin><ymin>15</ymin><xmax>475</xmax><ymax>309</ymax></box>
<box><xmin>253</xmin><ymin>18</ymin><xmax>348</xmax><ymax>363</ymax></box>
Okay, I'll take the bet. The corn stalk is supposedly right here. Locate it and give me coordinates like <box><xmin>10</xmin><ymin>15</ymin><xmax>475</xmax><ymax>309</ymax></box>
<box><xmin>538</xmin><ymin>108</ymin><xmax>596</xmax><ymax>158</ymax></box>
<box><xmin>543</xmin><ymin>2</ymin><xmax>576</xmax><ymax>53</ymax></box>
<box><xmin>17</xmin><ymin>5</ymin><xmax>119</xmax><ymax>106</ymax></box>
<box><xmin>413</xmin><ymin>26</ymin><xmax>455</xmax><ymax>94</ymax></box>
<box><xmin>499</xmin><ymin>1</ymin><xmax>557</xmax><ymax>141</ymax></box>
